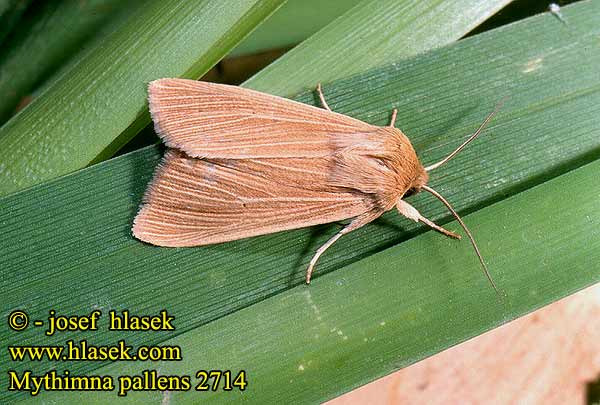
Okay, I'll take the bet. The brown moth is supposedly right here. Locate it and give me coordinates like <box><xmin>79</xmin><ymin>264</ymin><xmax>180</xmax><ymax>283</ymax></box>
<box><xmin>133</xmin><ymin>79</ymin><xmax>500</xmax><ymax>291</ymax></box>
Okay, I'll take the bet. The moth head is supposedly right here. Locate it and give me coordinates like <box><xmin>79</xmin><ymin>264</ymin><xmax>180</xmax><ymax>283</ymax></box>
<box><xmin>407</xmin><ymin>163</ymin><xmax>429</xmax><ymax>196</ymax></box>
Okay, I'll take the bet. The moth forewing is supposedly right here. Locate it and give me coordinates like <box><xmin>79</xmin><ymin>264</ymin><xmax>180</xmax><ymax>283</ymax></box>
<box><xmin>132</xmin><ymin>149</ymin><xmax>376</xmax><ymax>248</ymax></box>
<box><xmin>147</xmin><ymin>79</ymin><xmax>375</xmax><ymax>159</ymax></box>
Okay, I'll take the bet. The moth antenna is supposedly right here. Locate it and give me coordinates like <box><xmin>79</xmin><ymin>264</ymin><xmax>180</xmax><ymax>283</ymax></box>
<box><xmin>421</xmin><ymin>185</ymin><xmax>500</xmax><ymax>294</ymax></box>
<box><xmin>425</xmin><ymin>98</ymin><xmax>506</xmax><ymax>172</ymax></box>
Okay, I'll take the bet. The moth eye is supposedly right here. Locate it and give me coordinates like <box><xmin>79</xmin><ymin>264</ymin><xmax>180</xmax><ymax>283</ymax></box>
<box><xmin>404</xmin><ymin>188</ymin><xmax>416</xmax><ymax>197</ymax></box>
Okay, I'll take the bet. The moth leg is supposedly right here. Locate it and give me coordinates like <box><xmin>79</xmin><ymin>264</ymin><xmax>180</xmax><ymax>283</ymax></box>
<box><xmin>306</xmin><ymin>210</ymin><xmax>381</xmax><ymax>284</ymax></box>
<box><xmin>389</xmin><ymin>108</ymin><xmax>398</xmax><ymax>127</ymax></box>
<box><xmin>316</xmin><ymin>83</ymin><xmax>332</xmax><ymax>112</ymax></box>
<box><xmin>305</xmin><ymin>231</ymin><xmax>345</xmax><ymax>284</ymax></box>
<box><xmin>396</xmin><ymin>199</ymin><xmax>461</xmax><ymax>239</ymax></box>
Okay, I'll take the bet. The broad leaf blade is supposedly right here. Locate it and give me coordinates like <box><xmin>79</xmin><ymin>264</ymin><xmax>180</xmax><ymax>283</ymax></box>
<box><xmin>245</xmin><ymin>0</ymin><xmax>514</xmax><ymax>95</ymax></box>
<box><xmin>0</xmin><ymin>0</ymin><xmax>144</xmax><ymax>124</ymax></box>
<box><xmin>229</xmin><ymin>0</ymin><xmax>363</xmax><ymax>57</ymax></box>
<box><xmin>0</xmin><ymin>0</ymin><xmax>284</xmax><ymax>196</ymax></box>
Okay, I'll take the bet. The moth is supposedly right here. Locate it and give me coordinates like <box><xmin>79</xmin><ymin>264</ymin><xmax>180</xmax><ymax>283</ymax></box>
<box><xmin>133</xmin><ymin>79</ymin><xmax>500</xmax><ymax>291</ymax></box>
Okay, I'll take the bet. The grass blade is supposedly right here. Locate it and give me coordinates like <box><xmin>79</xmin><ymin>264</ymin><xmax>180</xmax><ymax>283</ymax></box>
<box><xmin>0</xmin><ymin>0</ymin><xmax>284</xmax><ymax>196</ymax></box>
<box><xmin>229</xmin><ymin>0</ymin><xmax>363</xmax><ymax>57</ymax></box>
<box><xmin>0</xmin><ymin>0</ymin><xmax>146</xmax><ymax>124</ymax></box>
<box><xmin>245</xmin><ymin>0</ymin><xmax>514</xmax><ymax>95</ymax></box>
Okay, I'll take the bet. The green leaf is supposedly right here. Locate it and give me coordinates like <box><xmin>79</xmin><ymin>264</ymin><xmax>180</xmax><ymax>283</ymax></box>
<box><xmin>245</xmin><ymin>0</ymin><xmax>514</xmax><ymax>96</ymax></box>
<box><xmin>0</xmin><ymin>0</ymin><xmax>285</xmax><ymax>196</ymax></box>
<box><xmin>229</xmin><ymin>0</ymin><xmax>363</xmax><ymax>57</ymax></box>
<box><xmin>2</xmin><ymin>1</ymin><xmax>599</xmax><ymax>402</ymax></box>
<box><xmin>0</xmin><ymin>0</ymin><xmax>145</xmax><ymax>125</ymax></box>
